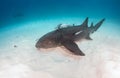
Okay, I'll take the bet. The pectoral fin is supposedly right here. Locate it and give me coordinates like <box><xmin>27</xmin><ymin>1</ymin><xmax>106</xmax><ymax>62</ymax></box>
<box><xmin>61</xmin><ymin>40</ymin><xmax>85</xmax><ymax>56</ymax></box>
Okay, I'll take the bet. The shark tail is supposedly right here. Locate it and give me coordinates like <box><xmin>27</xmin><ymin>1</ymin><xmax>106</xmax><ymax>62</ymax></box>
<box><xmin>89</xmin><ymin>18</ymin><xmax>105</xmax><ymax>33</ymax></box>
<box><xmin>74</xmin><ymin>18</ymin><xmax>105</xmax><ymax>40</ymax></box>
<box><xmin>85</xmin><ymin>18</ymin><xmax>105</xmax><ymax>40</ymax></box>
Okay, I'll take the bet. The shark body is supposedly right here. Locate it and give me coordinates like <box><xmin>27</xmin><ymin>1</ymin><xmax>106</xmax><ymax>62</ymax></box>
<box><xmin>35</xmin><ymin>18</ymin><xmax>105</xmax><ymax>56</ymax></box>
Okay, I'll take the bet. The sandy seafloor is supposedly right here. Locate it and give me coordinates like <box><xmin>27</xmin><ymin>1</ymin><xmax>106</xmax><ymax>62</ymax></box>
<box><xmin>0</xmin><ymin>17</ymin><xmax>120</xmax><ymax>78</ymax></box>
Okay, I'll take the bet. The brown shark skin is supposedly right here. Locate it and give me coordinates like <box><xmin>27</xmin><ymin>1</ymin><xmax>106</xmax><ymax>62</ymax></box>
<box><xmin>35</xmin><ymin>17</ymin><xmax>105</xmax><ymax>56</ymax></box>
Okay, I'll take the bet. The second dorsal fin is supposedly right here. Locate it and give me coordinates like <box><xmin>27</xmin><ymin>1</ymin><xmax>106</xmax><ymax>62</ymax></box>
<box><xmin>90</xmin><ymin>22</ymin><xmax>94</xmax><ymax>27</ymax></box>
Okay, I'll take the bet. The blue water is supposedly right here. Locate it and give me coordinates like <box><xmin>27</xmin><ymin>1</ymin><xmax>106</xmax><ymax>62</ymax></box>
<box><xmin>0</xmin><ymin>0</ymin><xmax>120</xmax><ymax>27</ymax></box>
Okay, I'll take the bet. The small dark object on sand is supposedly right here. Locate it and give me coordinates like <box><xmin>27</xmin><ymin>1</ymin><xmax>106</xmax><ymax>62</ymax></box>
<box><xmin>14</xmin><ymin>45</ymin><xmax>17</xmax><ymax>48</ymax></box>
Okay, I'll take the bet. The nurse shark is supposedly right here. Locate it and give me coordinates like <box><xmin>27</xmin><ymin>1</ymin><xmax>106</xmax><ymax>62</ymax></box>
<box><xmin>35</xmin><ymin>17</ymin><xmax>105</xmax><ymax>56</ymax></box>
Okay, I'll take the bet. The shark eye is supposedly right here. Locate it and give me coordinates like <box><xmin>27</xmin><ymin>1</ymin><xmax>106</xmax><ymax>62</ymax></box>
<box><xmin>75</xmin><ymin>31</ymin><xmax>83</xmax><ymax>35</ymax></box>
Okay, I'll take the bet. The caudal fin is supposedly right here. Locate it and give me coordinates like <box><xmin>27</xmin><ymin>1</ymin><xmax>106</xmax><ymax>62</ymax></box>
<box><xmin>89</xmin><ymin>18</ymin><xmax>105</xmax><ymax>33</ymax></box>
<box><xmin>94</xmin><ymin>18</ymin><xmax>105</xmax><ymax>31</ymax></box>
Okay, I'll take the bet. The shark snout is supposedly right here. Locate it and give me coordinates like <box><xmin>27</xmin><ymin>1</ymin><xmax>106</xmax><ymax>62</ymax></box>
<box><xmin>35</xmin><ymin>40</ymin><xmax>44</xmax><ymax>48</ymax></box>
<box><xmin>35</xmin><ymin>40</ymin><xmax>48</xmax><ymax>48</ymax></box>
<box><xmin>35</xmin><ymin>42</ymin><xmax>41</xmax><ymax>48</ymax></box>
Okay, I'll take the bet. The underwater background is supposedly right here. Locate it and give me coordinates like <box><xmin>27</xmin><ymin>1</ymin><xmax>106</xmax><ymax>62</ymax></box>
<box><xmin>0</xmin><ymin>0</ymin><xmax>120</xmax><ymax>78</ymax></box>
<box><xmin>0</xmin><ymin>0</ymin><xmax>120</xmax><ymax>27</ymax></box>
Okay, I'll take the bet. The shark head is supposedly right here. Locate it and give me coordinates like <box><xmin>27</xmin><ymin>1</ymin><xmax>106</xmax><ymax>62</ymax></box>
<box><xmin>35</xmin><ymin>38</ymin><xmax>49</xmax><ymax>48</ymax></box>
<box><xmin>35</xmin><ymin>32</ymin><xmax>60</xmax><ymax>49</ymax></box>
<box><xmin>36</xmin><ymin>38</ymin><xmax>57</xmax><ymax>49</ymax></box>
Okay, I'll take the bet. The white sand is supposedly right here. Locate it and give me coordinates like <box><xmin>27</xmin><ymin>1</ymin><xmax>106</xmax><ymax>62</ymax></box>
<box><xmin>0</xmin><ymin>18</ymin><xmax>120</xmax><ymax>78</ymax></box>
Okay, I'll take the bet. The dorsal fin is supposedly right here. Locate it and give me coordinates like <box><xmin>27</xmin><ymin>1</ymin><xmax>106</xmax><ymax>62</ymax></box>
<box><xmin>81</xmin><ymin>17</ymin><xmax>88</xmax><ymax>28</ymax></box>
<box><xmin>90</xmin><ymin>22</ymin><xmax>94</xmax><ymax>27</ymax></box>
